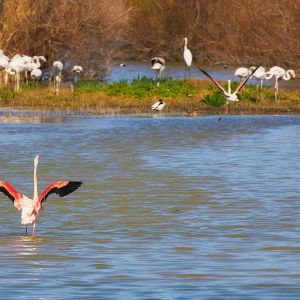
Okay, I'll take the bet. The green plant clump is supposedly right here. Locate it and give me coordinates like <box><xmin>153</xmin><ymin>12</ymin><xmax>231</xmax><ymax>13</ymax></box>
<box><xmin>203</xmin><ymin>91</ymin><xmax>226</xmax><ymax>107</ymax></box>
<box><xmin>103</xmin><ymin>77</ymin><xmax>196</xmax><ymax>98</ymax></box>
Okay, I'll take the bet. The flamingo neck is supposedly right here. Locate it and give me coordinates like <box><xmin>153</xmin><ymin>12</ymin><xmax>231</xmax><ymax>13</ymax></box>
<box><xmin>283</xmin><ymin>70</ymin><xmax>295</xmax><ymax>80</ymax></box>
<box><xmin>33</xmin><ymin>162</ymin><xmax>38</xmax><ymax>200</ymax></box>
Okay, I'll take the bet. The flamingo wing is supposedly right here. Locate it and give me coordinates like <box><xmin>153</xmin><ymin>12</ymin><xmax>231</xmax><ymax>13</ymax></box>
<box><xmin>0</xmin><ymin>181</ymin><xmax>23</xmax><ymax>203</ymax></box>
<box><xmin>198</xmin><ymin>68</ymin><xmax>226</xmax><ymax>94</ymax></box>
<box><xmin>235</xmin><ymin>66</ymin><xmax>260</xmax><ymax>93</ymax></box>
<box><xmin>38</xmin><ymin>180</ymin><xmax>82</xmax><ymax>204</ymax></box>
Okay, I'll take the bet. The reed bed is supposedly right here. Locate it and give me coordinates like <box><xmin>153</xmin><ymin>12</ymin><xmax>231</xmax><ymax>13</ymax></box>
<box><xmin>0</xmin><ymin>78</ymin><xmax>299</xmax><ymax>116</ymax></box>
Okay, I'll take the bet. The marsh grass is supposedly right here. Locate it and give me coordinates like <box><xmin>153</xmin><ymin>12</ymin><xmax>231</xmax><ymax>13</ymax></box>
<box><xmin>0</xmin><ymin>77</ymin><xmax>299</xmax><ymax>115</ymax></box>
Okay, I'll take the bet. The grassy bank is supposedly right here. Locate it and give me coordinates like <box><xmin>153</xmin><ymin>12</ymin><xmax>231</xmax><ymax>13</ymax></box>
<box><xmin>0</xmin><ymin>77</ymin><xmax>299</xmax><ymax>115</ymax></box>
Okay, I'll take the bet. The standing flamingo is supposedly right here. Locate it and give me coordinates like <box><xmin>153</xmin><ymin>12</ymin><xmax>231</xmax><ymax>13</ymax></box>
<box><xmin>53</xmin><ymin>61</ymin><xmax>64</xmax><ymax>95</ymax></box>
<box><xmin>183</xmin><ymin>37</ymin><xmax>192</xmax><ymax>78</ymax></box>
<box><xmin>151</xmin><ymin>57</ymin><xmax>165</xmax><ymax>87</ymax></box>
<box><xmin>199</xmin><ymin>66</ymin><xmax>259</xmax><ymax>117</ymax></box>
<box><xmin>234</xmin><ymin>66</ymin><xmax>256</xmax><ymax>82</ymax></box>
<box><xmin>265</xmin><ymin>66</ymin><xmax>295</xmax><ymax>100</ymax></box>
<box><xmin>0</xmin><ymin>155</ymin><xmax>82</xmax><ymax>236</ymax></box>
<box><xmin>252</xmin><ymin>66</ymin><xmax>267</xmax><ymax>89</ymax></box>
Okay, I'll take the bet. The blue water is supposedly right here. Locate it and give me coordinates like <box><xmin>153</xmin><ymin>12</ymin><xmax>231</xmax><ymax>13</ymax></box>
<box><xmin>0</xmin><ymin>115</ymin><xmax>300</xmax><ymax>299</ymax></box>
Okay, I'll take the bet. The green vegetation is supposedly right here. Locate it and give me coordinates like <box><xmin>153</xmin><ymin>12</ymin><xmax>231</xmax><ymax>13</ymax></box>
<box><xmin>0</xmin><ymin>77</ymin><xmax>299</xmax><ymax>115</ymax></box>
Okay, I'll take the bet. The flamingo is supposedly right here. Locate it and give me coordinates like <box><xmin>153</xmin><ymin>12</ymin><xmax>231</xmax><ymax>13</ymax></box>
<box><xmin>183</xmin><ymin>37</ymin><xmax>192</xmax><ymax>78</ymax></box>
<box><xmin>53</xmin><ymin>61</ymin><xmax>63</xmax><ymax>95</ymax></box>
<box><xmin>6</xmin><ymin>54</ymin><xmax>27</xmax><ymax>92</ymax></box>
<box><xmin>252</xmin><ymin>66</ymin><xmax>267</xmax><ymax>89</ymax></box>
<box><xmin>152</xmin><ymin>99</ymin><xmax>165</xmax><ymax>112</ymax></box>
<box><xmin>265</xmin><ymin>66</ymin><xmax>296</xmax><ymax>100</ymax></box>
<box><xmin>234</xmin><ymin>66</ymin><xmax>256</xmax><ymax>82</ymax></box>
<box><xmin>0</xmin><ymin>155</ymin><xmax>82</xmax><ymax>236</ymax></box>
<box><xmin>30</xmin><ymin>68</ymin><xmax>42</xmax><ymax>84</ymax></box>
<box><xmin>151</xmin><ymin>57</ymin><xmax>165</xmax><ymax>87</ymax></box>
<box><xmin>199</xmin><ymin>66</ymin><xmax>259</xmax><ymax>117</ymax></box>
<box><xmin>70</xmin><ymin>65</ymin><xmax>83</xmax><ymax>93</ymax></box>
<box><xmin>0</xmin><ymin>50</ymin><xmax>9</xmax><ymax>85</ymax></box>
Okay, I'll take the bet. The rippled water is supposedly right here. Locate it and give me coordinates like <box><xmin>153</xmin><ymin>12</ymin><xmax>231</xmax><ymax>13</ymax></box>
<box><xmin>1</xmin><ymin>114</ymin><xmax>300</xmax><ymax>299</ymax></box>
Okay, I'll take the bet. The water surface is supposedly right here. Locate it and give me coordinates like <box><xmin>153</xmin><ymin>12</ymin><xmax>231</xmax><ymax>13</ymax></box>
<box><xmin>0</xmin><ymin>115</ymin><xmax>300</xmax><ymax>299</ymax></box>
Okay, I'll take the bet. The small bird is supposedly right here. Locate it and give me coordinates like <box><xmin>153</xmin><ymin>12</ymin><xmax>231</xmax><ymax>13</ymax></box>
<box><xmin>151</xmin><ymin>57</ymin><xmax>165</xmax><ymax>87</ymax></box>
<box><xmin>183</xmin><ymin>37</ymin><xmax>192</xmax><ymax>78</ymax></box>
<box><xmin>199</xmin><ymin>66</ymin><xmax>259</xmax><ymax>117</ymax></box>
<box><xmin>119</xmin><ymin>63</ymin><xmax>126</xmax><ymax>67</ymax></box>
<box><xmin>0</xmin><ymin>155</ymin><xmax>82</xmax><ymax>236</ymax></box>
<box><xmin>152</xmin><ymin>99</ymin><xmax>165</xmax><ymax>112</ymax></box>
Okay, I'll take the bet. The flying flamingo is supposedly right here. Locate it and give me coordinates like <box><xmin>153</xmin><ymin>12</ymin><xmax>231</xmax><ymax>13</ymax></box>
<box><xmin>151</xmin><ymin>57</ymin><xmax>165</xmax><ymax>87</ymax></box>
<box><xmin>0</xmin><ymin>155</ymin><xmax>82</xmax><ymax>236</ymax></box>
<box><xmin>199</xmin><ymin>66</ymin><xmax>259</xmax><ymax>117</ymax></box>
<box><xmin>183</xmin><ymin>37</ymin><xmax>192</xmax><ymax>78</ymax></box>
<box><xmin>265</xmin><ymin>66</ymin><xmax>295</xmax><ymax>100</ymax></box>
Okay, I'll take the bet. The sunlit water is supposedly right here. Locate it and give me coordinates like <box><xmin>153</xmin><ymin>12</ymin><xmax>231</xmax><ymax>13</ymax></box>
<box><xmin>104</xmin><ymin>61</ymin><xmax>299</xmax><ymax>90</ymax></box>
<box><xmin>1</xmin><ymin>114</ymin><xmax>300</xmax><ymax>299</ymax></box>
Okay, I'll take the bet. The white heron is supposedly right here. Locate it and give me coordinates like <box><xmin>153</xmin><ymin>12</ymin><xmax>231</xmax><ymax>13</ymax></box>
<box><xmin>199</xmin><ymin>66</ymin><xmax>259</xmax><ymax>116</ymax></box>
<box><xmin>265</xmin><ymin>66</ymin><xmax>295</xmax><ymax>100</ymax></box>
<box><xmin>183</xmin><ymin>37</ymin><xmax>192</xmax><ymax>78</ymax></box>
<box><xmin>152</xmin><ymin>99</ymin><xmax>165</xmax><ymax>112</ymax></box>
<box><xmin>151</xmin><ymin>57</ymin><xmax>165</xmax><ymax>87</ymax></box>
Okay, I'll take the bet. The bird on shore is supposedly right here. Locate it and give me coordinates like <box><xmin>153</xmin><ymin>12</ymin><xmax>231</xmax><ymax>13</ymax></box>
<box><xmin>265</xmin><ymin>66</ymin><xmax>296</xmax><ymax>100</ymax></box>
<box><xmin>152</xmin><ymin>99</ymin><xmax>165</xmax><ymax>112</ymax></box>
<box><xmin>199</xmin><ymin>66</ymin><xmax>259</xmax><ymax>117</ymax></box>
<box><xmin>151</xmin><ymin>57</ymin><xmax>165</xmax><ymax>87</ymax></box>
<box><xmin>183</xmin><ymin>37</ymin><xmax>192</xmax><ymax>78</ymax></box>
<box><xmin>252</xmin><ymin>66</ymin><xmax>267</xmax><ymax>89</ymax></box>
<box><xmin>53</xmin><ymin>60</ymin><xmax>63</xmax><ymax>95</ymax></box>
<box><xmin>0</xmin><ymin>155</ymin><xmax>82</xmax><ymax>236</ymax></box>
<box><xmin>234</xmin><ymin>66</ymin><xmax>256</xmax><ymax>82</ymax></box>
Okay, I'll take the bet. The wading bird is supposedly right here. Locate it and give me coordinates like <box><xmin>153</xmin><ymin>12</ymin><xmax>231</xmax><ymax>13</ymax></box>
<box><xmin>0</xmin><ymin>155</ymin><xmax>82</xmax><ymax>236</ymax></box>
<box><xmin>53</xmin><ymin>60</ymin><xmax>63</xmax><ymax>95</ymax></box>
<box><xmin>252</xmin><ymin>66</ymin><xmax>267</xmax><ymax>89</ymax></box>
<box><xmin>199</xmin><ymin>66</ymin><xmax>259</xmax><ymax>117</ymax></box>
<box><xmin>152</xmin><ymin>99</ymin><xmax>165</xmax><ymax>112</ymax></box>
<box><xmin>151</xmin><ymin>57</ymin><xmax>165</xmax><ymax>87</ymax></box>
<box><xmin>265</xmin><ymin>66</ymin><xmax>296</xmax><ymax>100</ymax></box>
<box><xmin>183</xmin><ymin>37</ymin><xmax>192</xmax><ymax>78</ymax></box>
<box><xmin>234</xmin><ymin>66</ymin><xmax>256</xmax><ymax>82</ymax></box>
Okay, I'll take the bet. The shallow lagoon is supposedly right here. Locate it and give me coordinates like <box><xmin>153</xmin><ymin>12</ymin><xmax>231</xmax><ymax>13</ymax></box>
<box><xmin>0</xmin><ymin>114</ymin><xmax>300</xmax><ymax>299</ymax></box>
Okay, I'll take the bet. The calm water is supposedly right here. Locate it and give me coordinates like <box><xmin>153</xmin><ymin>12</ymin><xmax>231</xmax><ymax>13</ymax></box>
<box><xmin>104</xmin><ymin>61</ymin><xmax>299</xmax><ymax>90</ymax></box>
<box><xmin>1</xmin><ymin>114</ymin><xmax>300</xmax><ymax>299</ymax></box>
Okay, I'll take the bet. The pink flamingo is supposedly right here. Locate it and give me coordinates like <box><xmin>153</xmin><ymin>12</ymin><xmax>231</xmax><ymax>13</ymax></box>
<box><xmin>0</xmin><ymin>155</ymin><xmax>82</xmax><ymax>236</ymax></box>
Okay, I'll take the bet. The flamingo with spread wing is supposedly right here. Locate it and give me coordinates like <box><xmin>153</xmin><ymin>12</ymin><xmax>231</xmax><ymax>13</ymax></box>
<box><xmin>199</xmin><ymin>66</ymin><xmax>259</xmax><ymax>117</ymax></box>
<box><xmin>0</xmin><ymin>155</ymin><xmax>82</xmax><ymax>236</ymax></box>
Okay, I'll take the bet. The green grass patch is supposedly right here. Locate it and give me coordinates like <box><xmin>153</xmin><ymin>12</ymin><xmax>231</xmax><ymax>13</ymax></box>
<box><xmin>103</xmin><ymin>77</ymin><xmax>196</xmax><ymax>98</ymax></box>
<box><xmin>75</xmin><ymin>80</ymin><xmax>105</xmax><ymax>93</ymax></box>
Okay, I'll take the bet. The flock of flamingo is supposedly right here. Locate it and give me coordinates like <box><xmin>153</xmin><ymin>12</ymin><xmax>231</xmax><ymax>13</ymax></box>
<box><xmin>0</xmin><ymin>49</ymin><xmax>83</xmax><ymax>94</ymax></box>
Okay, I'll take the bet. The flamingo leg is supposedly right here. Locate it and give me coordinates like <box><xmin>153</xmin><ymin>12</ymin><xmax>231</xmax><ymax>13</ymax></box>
<box><xmin>32</xmin><ymin>223</ymin><xmax>36</xmax><ymax>236</ymax></box>
<box><xmin>25</xmin><ymin>226</ymin><xmax>28</xmax><ymax>236</ymax></box>
<box><xmin>274</xmin><ymin>78</ymin><xmax>279</xmax><ymax>100</ymax></box>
